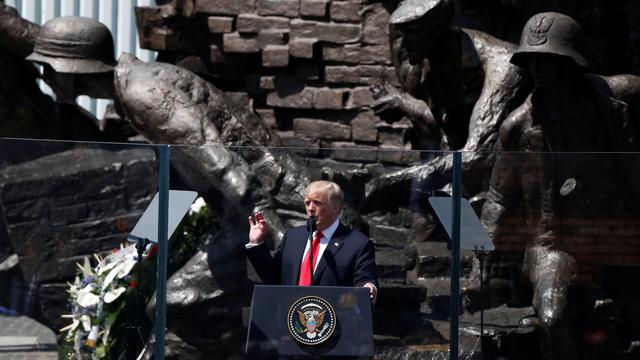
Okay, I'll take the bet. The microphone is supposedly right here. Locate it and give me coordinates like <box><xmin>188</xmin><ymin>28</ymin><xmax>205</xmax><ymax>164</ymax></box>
<box><xmin>307</xmin><ymin>215</ymin><xmax>317</xmax><ymax>235</ymax></box>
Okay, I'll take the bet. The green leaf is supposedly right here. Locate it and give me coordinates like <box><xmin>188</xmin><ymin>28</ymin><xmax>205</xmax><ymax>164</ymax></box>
<box><xmin>95</xmin><ymin>345</ymin><xmax>106</xmax><ymax>358</ymax></box>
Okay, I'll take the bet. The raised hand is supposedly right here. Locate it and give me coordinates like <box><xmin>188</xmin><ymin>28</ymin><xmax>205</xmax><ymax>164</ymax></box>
<box><xmin>248</xmin><ymin>210</ymin><xmax>269</xmax><ymax>244</ymax></box>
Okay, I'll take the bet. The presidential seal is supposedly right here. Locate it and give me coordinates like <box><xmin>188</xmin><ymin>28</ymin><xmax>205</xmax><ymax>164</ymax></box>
<box><xmin>288</xmin><ymin>296</ymin><xmax>336</xmax><ymax>345</ymax></box>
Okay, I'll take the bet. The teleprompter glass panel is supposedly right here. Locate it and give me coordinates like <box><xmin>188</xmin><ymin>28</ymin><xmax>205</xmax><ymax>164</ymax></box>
<box><xmin>168</xmin><ymin>144</ymin><xmax>456</xmax><ymax>358</ymax></box>
<box><xmin>458</xmin><ymin>150</ymin><xmax>640</xmax><ymax>359</ymax></box>
<box><xmin>0</xmin><ymin>138</ymin><xmax>160</xmax><ymax>358</ymax></box>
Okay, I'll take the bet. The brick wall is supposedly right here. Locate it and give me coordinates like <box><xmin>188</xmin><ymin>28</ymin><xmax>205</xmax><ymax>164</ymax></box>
<box><xmin>493</xmin><ymin>215</ymin><xmax>640</xmax><ymax>284</ymax></box>
<box><xmin>136</xmin><ymin>0</ymin><xmax>422</xmax><ymax>166</ymax></box>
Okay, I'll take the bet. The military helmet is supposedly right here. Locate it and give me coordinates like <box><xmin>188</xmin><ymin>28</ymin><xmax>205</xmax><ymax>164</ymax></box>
<box><xmin>389</xmin><ymin>0</ymin><xmax>452</xmax><ymax>25</ymax></box>
<box><xmin>511</xmin><ymin>12</ymin><xmax>589</xmax><ymax>69</ymax></box>
<box><xmin>26</xmin><ymin>16</ymin><xmax>116</xmax><ymax>74</ymax></box>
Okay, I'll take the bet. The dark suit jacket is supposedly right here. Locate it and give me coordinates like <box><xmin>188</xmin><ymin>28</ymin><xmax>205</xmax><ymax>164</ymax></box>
<box><xmin>246</xmin><ymin>222</ymin><xmax>378</xmax><ymax>288</ymax></box>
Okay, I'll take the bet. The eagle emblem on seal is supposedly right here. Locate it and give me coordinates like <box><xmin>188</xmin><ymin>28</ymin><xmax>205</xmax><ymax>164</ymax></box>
<box><xmin>288</xmin><ymin>296</ymin><xmax>336</xmax><ymax>345</ymax></box>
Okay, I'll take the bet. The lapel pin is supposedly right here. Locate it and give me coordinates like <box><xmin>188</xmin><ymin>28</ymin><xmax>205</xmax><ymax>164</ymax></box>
<box><xmin>334</xmin><ymin>242</ymin><xmax>339</xmax><ymax>247</ymax></box>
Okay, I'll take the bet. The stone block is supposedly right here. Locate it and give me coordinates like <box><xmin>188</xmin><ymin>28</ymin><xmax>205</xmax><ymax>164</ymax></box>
<box><xmin>3</xmin><ymin>199</ymin><xmax>46</xmax><ymax>223</ymax></box>
<box><xmin>378</xmin><ymin>121</ymin><xmax>410</xmax><ymax>146</ymax></box>
<box><xmin>255</xmin><ymin>108</ymin><xmax>278</xmax><ymax>128</ymax></box>
<box><xmin>386</xmin><ymin>67</ymin><xmax>401</xmax><ymax>87</ymax></box>
<box><xmin>277</xmin><ymin>130</ymin><xmax>321</xmax><ymax>156</ymax></box>
<box><xmin>138</xmin><ymin>30</ymin><xmax>176</xmax><ymax>51</ymax></box>
<box><xmin>375</xmin><ymin>247</ymin><xmax>410</xmax><ymax>283</ymax></box>
<box><xmin>325</xmin><ymin>65</ymin><xmax>388</xmax><ymax>84</ymax></box>
<box><xmin>322</xmin><ymin>44</ymin><xmax>391</xmax><ymax>64</ymax></box>
<box><xmin>291</xmin><ymin>19</ymin><xmax>361</xmax><ymax>44</ymax></box>
<box><xmin>351</xmin><ymin>111</ymin><xmax>379</xmax><ymax>142</ymax></box>
<box><xmin>329</xmin><ymin>142</ymin><xmax>377</xmax><ymax>162</ymax></box>
<box><xmin>223</xmin><ymin>32</ymin><xmax>259</xmax><ymax>53</ymax></box>
<box><xmin>317</xmin><ymin>21</ymin><xmax>362</xmax><ymax>43</ymax></box>
<box><xmin>133</xmin><ymin>7</ymin><xmax>183</xmax><ymax>51</ymax></box>
<box><xmin>290</xmin><ymin>19</ymin><xmax>317</xmax><ymax>38</ymax></box>
<box><xmin>403</xmin><ymin>149</ymin><xmax>421</xmax><ymax>164</ymax></box>
<box><xmin>259</xmin><ymin>76</ymin><xmax>276</xmax><ymax>90</ymax></box>
<box><xmin>293</xmin><ymin>118</ymin><xmax>351</xmax><ymax>140</ymax></box>
<box><xmin>257</xmin><ymin>0</ymin><xmax>300</xmax><ymax>17</ymax></box>
<box><xmin>262</xmin><ymin>45</ymin><xmax>290</xmax><ymax>67</ymax></box>
<box><xmin>135</xmin><ymin>6</ymin><xmax>169</xmax><ymax>50</ymax></box>
<box><xmin>209</xmin><ymin>44</ymin><xmax>224</xmax><ymax>63</ymax></box>
<box><xmin>370</xmin><ymin>224</ymin><xmax>411</xmax><ymax>248</ymax></box>
<box><xmin>226</xmin><ymin>92</ymin><xmax>253</xmax><ymax>109</ymax></box>
<box><xmin>258</xmin><ymin>29</ymin><xmax>289</xmax><ymax>49</ymax></box>
<box><xmin>300</xmin><ymin>0</ymin><xmax>329</xmax><ymax>17</ymax></box>
<box><xmin>237</xmin><ymin>13</ymin><xmax>290</xmax><ymax>33</ymax></box>
<box><xmin>415</xmin><ymin>242</ymin><xmax>475</xmax><ymax>279</ymax></box>
<box><xmin>347</xmin><ymin>86</ymin><xmax>374</xmax><ymax>108</ymax></box>
<box><xmin>376</xmin><ymin>144</ymin><xmax>403</xmax><ymax>163</ymax></box>
<box><xmin>267</xmin><ymin>88</ymin><xmax>315</xmax><ymax>108</ymax></box>
<box><xmin>49</xmin><ymin>203</ymin><xmax>88</xmax><ymax>226</ymax></box>
<box><xmin>362</xmin><ymin>3</ymin><xmax>390</xmax><ymax>45</ymax></box>
<box><xmin>377</xmin><ymin>144</ymin><xmax>420</xmax><ymax>165</ymax></box>
<box><xmin>313</xmin><ymin>87</ymin><xmax>345</xmax><ymax>109</ymax></box>
<box><xmin>330</xmin><ymin>1</ymin><xmax>361</xmax><ymax>22</ymax></box>
<box><xmin>195</xmin><ymin>0</ymin><xmax>256</xmax><ymax>15</ymax></box>
<box><xmin>207</xmin><ymin>16</ymin><xmax>234</xmax><ymax>33</ymax></box>
<box><xmin>289</xmin><ymin>38</ymin><xmax>316</xmax><ymax>58</ymax></box>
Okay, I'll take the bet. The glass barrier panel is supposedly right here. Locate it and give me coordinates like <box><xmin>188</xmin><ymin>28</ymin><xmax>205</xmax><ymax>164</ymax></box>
<box><xmin>460</xmin><ymin>150</ymin><xmax>640</xmax><ymax>360</ymax></box>
<box><xmin>0</xmin><ymin>138</ymin><xmax>160</xmax><ymax>359</ymax></box>
<box><xmin>167</xmin><ymin>144</ymin><xmax>455</xmax><ymax>358</ymax></box>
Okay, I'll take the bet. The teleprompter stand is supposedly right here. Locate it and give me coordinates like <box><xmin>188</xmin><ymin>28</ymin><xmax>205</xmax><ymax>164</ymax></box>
<box><xmin>125</xmin><ymin>190</ymin><xmax>198</xmax><ymax>360</ymax></box>
<box><xmin>429</xmin><ymin>197</ymin><xmax>495</xmax><ymax>360</ymax></box>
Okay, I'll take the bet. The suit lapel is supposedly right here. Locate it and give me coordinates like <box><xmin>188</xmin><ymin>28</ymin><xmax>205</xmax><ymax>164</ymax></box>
<box><xmin>313</xmin><ymin>223</ymin><xmax>346</xmax><ymax>284</ymax></box>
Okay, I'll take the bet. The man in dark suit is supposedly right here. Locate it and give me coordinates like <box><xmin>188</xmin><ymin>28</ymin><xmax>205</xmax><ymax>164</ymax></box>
<box><xmin>246</xmin><ymin>180</ymin><xmax>378</xmax><ymax>304</ymax></box>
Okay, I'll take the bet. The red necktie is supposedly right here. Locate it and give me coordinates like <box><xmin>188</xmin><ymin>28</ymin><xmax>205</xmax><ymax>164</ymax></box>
<box><xmin>298</xmin><ymin>231</ymin><xmax>323</xmax><ymax>286</ymax></box>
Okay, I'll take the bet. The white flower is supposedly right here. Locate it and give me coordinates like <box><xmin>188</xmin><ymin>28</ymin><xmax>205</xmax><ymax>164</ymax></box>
<box><xmin>59</xmin><ymin>316</ymin><xmax>79</xmax><ymax>333</ymax></box>
<box><xmin>117</xmin><ymin>257</ymin><xmax>136</xmax><ymax>279</ymax></box>
<box><xmin>102</xmin><ymin>263</ymin><xmax>124</xmax><ymax>291</ymax></box>
<box><xmin>104</xmin><ymin>287</ymin><xmax>126</xmax><ymax>303</ymax></box>
<box><xmin>80</xmin><ymin>315</ymin><xmax>91</xmax><ymax>332</ymax></box>
<box><xmin>76</xmin><ymin>257</ymin><xmax>93</xmax><ymax>279</ymax></box>
<box><xmin>67</xmin><ymin>276</ymin><xmax>80</xmax><ymax>295</ymax></box>
<box><xmin>97</xmin><ymin>258</ymin><xmax>120</xmax><ymax>276</ymax></box>
<box><xmin>189</xmin><ymin>196</ymin><xmax>206</xmax><ymax>214</ymax></box>
<box><xmin>77</xmin><ymin>287</ymin><xmax>99</xmax><ymax>308</ymax></box>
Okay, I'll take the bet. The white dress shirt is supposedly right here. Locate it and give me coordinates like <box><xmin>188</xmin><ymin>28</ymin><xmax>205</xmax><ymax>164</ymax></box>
<box><xmin>300</xmin><ymin>217</ymin><xmax>340</xmax><ymax>273</ymax></box>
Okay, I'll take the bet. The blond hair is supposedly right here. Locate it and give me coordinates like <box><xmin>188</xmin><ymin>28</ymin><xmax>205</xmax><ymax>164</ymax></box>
<box><xmin>304</xmin><ymin>180</ymin><xmax>344</xmax><ymax>208</ymax></box>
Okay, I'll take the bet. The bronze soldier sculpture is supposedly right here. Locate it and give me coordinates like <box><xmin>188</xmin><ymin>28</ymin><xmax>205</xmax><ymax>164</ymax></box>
<box><xmin>481</xmin><ymin>12</ymin><xmax>640</xmax><ymax>360</ymax></box>
<box><xmin>366</xmin><ymin>0</ymin><xmax>526</xmax><ymax>206</ymax></box>
<box><xmin>371</xmin><ymin>0</ymin><xmax>525</xmax><ymax>151</ymax></box>
<box><xmin>0</xmin><ymin>5</ymin><xmax>112</xmax><ymax>142</ymax></box>
<box><xmin>25</xmin><ymin>15</ymin><xmax>312</xmax><ymax>357</ymax></box>
<box><xmin>25</xmin><ymin>16</ymin><xmax>310</xmax><ymax>233</ymax></box>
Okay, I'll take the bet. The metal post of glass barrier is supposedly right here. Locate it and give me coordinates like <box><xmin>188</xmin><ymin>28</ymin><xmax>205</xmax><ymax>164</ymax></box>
<box><xmin>155</xmin><ymin>145</ymin><xmax>170</xmax><ymax>359</ymax></box>
<box><xmin>450</xmin><ymin>151</ymin><xmax>462</xmax><ymax>360</ymax></box>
